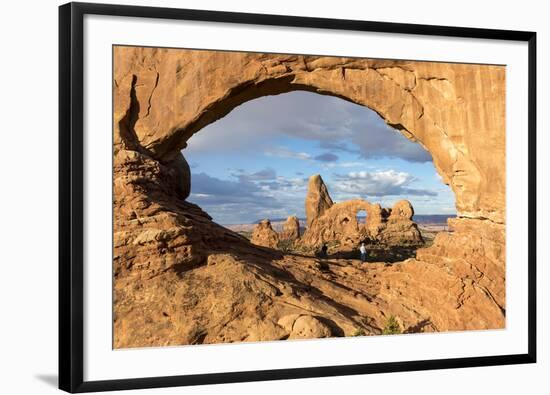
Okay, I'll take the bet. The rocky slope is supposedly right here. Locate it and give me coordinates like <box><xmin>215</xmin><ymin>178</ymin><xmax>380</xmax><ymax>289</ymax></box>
<box><xmin>115</xmin><ymin>247</ymin><xmax>504</xmax><ymax>348</ymax></box>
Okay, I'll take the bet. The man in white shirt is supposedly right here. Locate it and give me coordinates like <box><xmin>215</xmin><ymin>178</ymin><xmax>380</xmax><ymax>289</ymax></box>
<box><xmin>359</xmin><ymin>242</ymin><xmax>367</xmax><ymax>263</ymax></box>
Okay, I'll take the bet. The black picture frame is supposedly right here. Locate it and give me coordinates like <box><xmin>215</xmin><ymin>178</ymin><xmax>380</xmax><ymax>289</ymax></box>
<box><xmin>59</xmin><ymin>2</ymin><xmax>537</xmax><ymax>393</ymax></box>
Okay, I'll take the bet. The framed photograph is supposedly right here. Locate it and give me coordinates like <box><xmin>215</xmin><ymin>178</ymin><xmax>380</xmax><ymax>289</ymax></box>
<box><xmin>59</xmin><ymin>2</ymin><xmax>537</xmax><ymax>393</ymax></box>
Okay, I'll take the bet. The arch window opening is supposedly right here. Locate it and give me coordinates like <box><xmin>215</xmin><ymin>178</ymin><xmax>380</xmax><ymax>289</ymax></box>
<box><xmin>183</xmin><ymin>91</ymin><xmax>455</xmax><ymax>261</ymax></box>
<box><xmin>356</xmin><ymin>210</ymin><xmax>368</xmax><ymax>225</ymax></box>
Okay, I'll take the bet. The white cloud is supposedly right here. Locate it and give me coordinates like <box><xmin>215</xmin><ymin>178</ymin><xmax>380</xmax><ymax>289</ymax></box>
<box><xmin>184</xmin><ymin>91</ymin><xmax>431</xmax><ymax>163</ymax></box>
<box><xmin>332</xmin><ymin>170</ymin><xmax>437</xmax><ymax>197</ymax></box>
<box><xmin>189</xmin><ymin>170</ymin><xmax>308</xmax><ymax>224</ymax></box>
<box><xmin>320</xmin><ymin>161</ymin><xmax>369</xmax><ymax>169</ymax></box>
<box><xmin>264</xmin><ymin>146</ymin><xmax>312</xmax><ymax>161</ymax></box>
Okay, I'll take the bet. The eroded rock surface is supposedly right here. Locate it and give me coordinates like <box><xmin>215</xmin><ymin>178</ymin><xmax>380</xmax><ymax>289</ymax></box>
<box><xmin>115</xmin><ymin>250</ymin><xmax>504</xmax><ymax>348</ymax></box>
<box><xmin>380</xmin><ymin>200</ymin><xmax>424</xmax><ymax>246</ymax></box>
<box><xmin>280</xmin><ymin>215</ymin><xmax>301</xmax><ymax>241</ymax></box>
<box><xmin>251</xmin><ymin>219</ymin><xmax>280</xmax><ymax>248</ymax></box>
<box><xmin>113</xmin><ymin>149</ymin><xmax>266</xmax><ymax>279</ymax></box>
<box><xmin>416</xmin><ymin>217</ymin><xmax>505</xmax><ymax>314</ymax></box>
<box><xmin>305</xmin><ymin>175</ymin><xmax>334</xmax><ymax>227</ymax></box>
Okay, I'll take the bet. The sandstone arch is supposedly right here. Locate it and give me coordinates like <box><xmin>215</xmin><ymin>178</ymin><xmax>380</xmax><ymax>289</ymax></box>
<box><xmin>113</xmin><ymin>44</ymin><xmax>505</xmax><ymax>279</ymax></box>
<box><xmin>114</xmin><ymin>46</ymin><xmax>505</xmax><ymax>224</ymax></box>
<box><xmin>301</xmin><ymin>174</ymin><xmax>424</xmax><ymax>248</ymax></box>
<box><xmin>113</xmin><ymin>46</ymin><xmax>506</xmax><ymax>347</ymax></box>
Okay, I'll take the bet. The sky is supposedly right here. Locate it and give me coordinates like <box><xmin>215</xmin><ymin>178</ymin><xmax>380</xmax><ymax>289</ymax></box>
<box><xmin>183</xmin><ymin>91</ymin><xmax>456</xmax><ymax>225</ymax></box>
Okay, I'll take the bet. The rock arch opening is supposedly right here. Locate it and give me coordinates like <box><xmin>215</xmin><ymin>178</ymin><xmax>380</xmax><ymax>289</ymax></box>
<box><xmin>183</xmin><ymin>91</ymin><xmax>455</xmax><ymax>259</ymax></box>
<box><xmin>356</xmin><ymin>210</ymin><xmax>368</xmax><ymax>225</ymax></box>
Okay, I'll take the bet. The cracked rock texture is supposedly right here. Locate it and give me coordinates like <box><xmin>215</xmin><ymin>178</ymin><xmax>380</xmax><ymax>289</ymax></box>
<box><xmin>113</xmin><ymin>46</ymin><xmax>506</xmax><ymax>348</ymax></box>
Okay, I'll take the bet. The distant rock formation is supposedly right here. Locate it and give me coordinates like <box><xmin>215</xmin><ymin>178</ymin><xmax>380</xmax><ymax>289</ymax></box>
<box><xmin>301</xmin><ymin>177</ymin><xmax>424</xmax><ymax>248</ymax></box>
<box><xmin>280</xmin><ymin>215</ymin><xmax>301</xmax><ymax>241</ymax></box>
<box><xmin>305</xmin><ymin>175</ymin><xmax>333</xmax><ymax>227</ymax></box>
<box><xmin>380</xmin><ymin>200</ymin><xmax>424</xmax><ymax>246</ymax></box>
<box><xmin>251</xmin><ymin>219</ymin><xmax>280</xmax><ymax>248</ymax></box>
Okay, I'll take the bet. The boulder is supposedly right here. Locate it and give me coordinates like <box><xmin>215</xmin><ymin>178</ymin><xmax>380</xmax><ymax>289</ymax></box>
<box><xmin>278</xmin><ymin>314</ymin><xmax>333</xmax><ymax>339</ymax></box>
<box><xmin>251</xmin><ymin>219</ymin><xmax>280</xmax><ymax>248</ymax></box>
<box><xmin>290</xmin><ymin>315</ymin><xmax>333</xmax><ymax>339</ymax></box>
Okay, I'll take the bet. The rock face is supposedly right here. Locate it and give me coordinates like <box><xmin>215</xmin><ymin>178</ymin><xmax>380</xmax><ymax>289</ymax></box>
<box><xmin>301</xmin><ymin>181</ymin><xmax>424</xmax><ymax>248</ymax></box>
<box><xmin>305</xmin><ymin>175</ymin><xmax>334</xmax><ymax>227</ymax></box>
<box><xmin>280</xmin><ymin>215</ymin><xmax>301</xmax><ymax>241</ymax></box>
<box><xmin>113</xmin><ymin>149</ymin><xmax>260</xmax><ymax>280</ymax></box>
<box><xmin>112</xmin><ymin>46</ymin><xmax>506</xmax><ymax>348</ymax></box>
<box><xmin>416</xmin><ymin>217</ymin><xmax>506</xmax><ymax>314</ymax></box>
<box><xmin>114</xmin><ymin>250</ymin><xmax>504</xmax><ymax>348</ymax></box>
<box><xmin>251</xmin><ymin>219</ymin><xmax>280</xmax><ymax>248</ymax></box>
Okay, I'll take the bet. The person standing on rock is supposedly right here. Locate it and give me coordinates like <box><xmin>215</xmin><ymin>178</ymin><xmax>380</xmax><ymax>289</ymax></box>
<box><xmin>321</xmin><ymin>243</ymin><xmax>328</xmax><ymax>258</ymax></box>
<box><xmin>359</xmin><ymin>242</ymin><xmax>367</xmax><ymax>263</ymax></box>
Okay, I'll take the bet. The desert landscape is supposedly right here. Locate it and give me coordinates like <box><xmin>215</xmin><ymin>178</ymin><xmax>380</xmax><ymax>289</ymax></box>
<box><xmin>113</xmin><ymin>46</ymin><xmax>505</xmax><ymax>348</ymax></box>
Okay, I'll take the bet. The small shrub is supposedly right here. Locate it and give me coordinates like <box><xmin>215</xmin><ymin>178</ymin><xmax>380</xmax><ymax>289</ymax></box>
<box><xmin>352</xmin><ymin>328</ymin><xmax>366</xmax><ymax>337</ymax></box>
<box><xmin>382</xmin><ymin>315</ymin><xmax>401</xmax><ymax>335</ymax></box>
<box><xmin>277</xmin><ymin>239</ymin><xmax>295</xmax><ymax>252</ymax></box>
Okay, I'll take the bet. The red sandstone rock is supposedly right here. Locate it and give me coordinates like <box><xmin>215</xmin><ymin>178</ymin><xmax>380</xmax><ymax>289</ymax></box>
<box><xmin>280</xmin><ymin>215</ymin><xmax>301</xmax><ymax>241</ymax></box>
<box><xmin>114</xmin><ymin>47</ymin><xmax>506</xmax><ymax>223</ymax></box>
<box><xmin>301</xmin><ymin>182</ymin><xmax>424</xmax><ymax>248</ymax></box>
<box><xmin>305</xmin><ymin>175</ymin><xmax>333</xmax><ymax>227</ymax></box>
<box><xmin>251</xmin><ymin>219</ymin><xmax>280</xmax><ymax>249</ymax></box>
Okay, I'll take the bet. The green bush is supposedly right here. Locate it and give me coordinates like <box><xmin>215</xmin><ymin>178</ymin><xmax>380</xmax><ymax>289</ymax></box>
<box><xmin>277</xmin><ymin>239</ymin><xmax>295</xmax><ymax>252</ymax></box>
<box><xmin>351</xmin><ymin>328</ymin><xmax>366</xmax><ymax>337</ymax></box>
<box><xmin>382</xmin><ymin>315</ymin><xmax>401</xmax><ymax>335</ymax></box>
